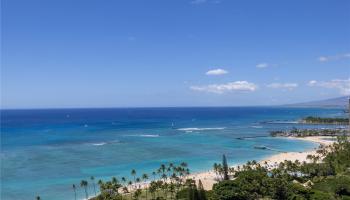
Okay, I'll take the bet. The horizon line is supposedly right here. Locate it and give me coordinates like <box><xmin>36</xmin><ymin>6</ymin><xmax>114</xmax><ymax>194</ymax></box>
<box><xmin>0</xmin><ymin>105</ymin><xmax>345</xmax><ymax>111</ymax></box>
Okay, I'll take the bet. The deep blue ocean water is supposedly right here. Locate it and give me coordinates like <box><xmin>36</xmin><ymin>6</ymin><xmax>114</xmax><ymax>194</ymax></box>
<box><xmin>0</xmin><ymin>107</ymin><xmax>346</xmax><ymax>200</ymax></box>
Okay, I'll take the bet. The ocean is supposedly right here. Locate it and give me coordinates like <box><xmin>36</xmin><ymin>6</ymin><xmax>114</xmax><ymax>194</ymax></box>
<box><xmin>0</xmin><ymin>107</ymin><xmax>345</xmax><ymax>200</ymax></box>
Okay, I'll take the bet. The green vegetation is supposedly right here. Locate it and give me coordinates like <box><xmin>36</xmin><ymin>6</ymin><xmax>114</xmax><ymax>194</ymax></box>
<box><xmin>270</xmin><ymin>128</ymin><xmax>348</xmax><ymax>137</ymax></box>
<box><xmin>87</xmin><ymin>162</ymin><xmax>202</xmax><ymax>200</ymax></box>
<box><xmin>222</xmin><ymin>155</ymin><xmax>229</xmax><ymax>181</ymax></box>
<box><xmin>210</xmin><ymin>136</ymin><xmax>350</xmax><ymax>200</ymax></box>
<box><xmin>302</xmin><ymin>116</ymin><xmax>349</xmax><ymax>125</ymax></box>
<box><xmin>80</xmin><ymin>180</ymin><xmax>89</xmax><ymax>199</ymax></box>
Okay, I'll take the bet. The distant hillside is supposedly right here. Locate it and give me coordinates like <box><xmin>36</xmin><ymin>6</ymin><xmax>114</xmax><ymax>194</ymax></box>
<box><xmin>286</xmin><ymin>96</ymin><xmax>349</xmax><ymax>108</ymax></box>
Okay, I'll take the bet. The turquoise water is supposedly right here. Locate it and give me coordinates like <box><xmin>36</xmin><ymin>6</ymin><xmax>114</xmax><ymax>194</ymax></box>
<box><xmin>0</xmin><ymin>107</ymin><xmax>345</xmax><ymax>200</ymax></box>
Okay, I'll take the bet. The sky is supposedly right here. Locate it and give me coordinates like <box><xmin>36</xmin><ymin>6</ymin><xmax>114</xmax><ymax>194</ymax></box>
<box><xmin>1</xmin><ymin>0</ymin><xmax>350</xmax><ymax>108</ymax></box>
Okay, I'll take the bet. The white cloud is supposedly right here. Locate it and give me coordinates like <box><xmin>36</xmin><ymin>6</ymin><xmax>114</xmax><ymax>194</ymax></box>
<box><xmin>318</xmin><ymin>56</ymin><xmax>329</xmax><ymax>62</ymax></box>
<box><xmin>190</xmin><ymin>81</ymin><xmax>257</xmax><ymax>94</ymax></box>
<box><xmin>308</xmin><ymin>79</ymin><xmax>350</xmax><ymax>95</ymax></box>
<box><xmin>308</xmin><ymin>80</ymin><xmax>317</xmax><ymax>85</ymax></box>
<box><xmin>256</xmin><ymin>63</ymin><xmax>269</xmax><ymax>68</ymax></box>
<box><xmin>205</xmin><ymin>69</ymin><xmax>228</xmax><ymax>76</ymax></box>
<box><xmin>318</xmin><ymin>53</ymin><xmax>350</xmax><ymax>62</ymax></box>
<box><xmin>266</xmin><ymin>83</ymin><xmax>298</xmax><ymax>90</ymax></box>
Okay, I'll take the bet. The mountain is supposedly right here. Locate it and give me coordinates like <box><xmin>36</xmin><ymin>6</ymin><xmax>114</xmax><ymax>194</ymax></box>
<box><xmin>286</xmin><ymin>96</ymin><xmax>349</xmax><ymax>108</ymax></box>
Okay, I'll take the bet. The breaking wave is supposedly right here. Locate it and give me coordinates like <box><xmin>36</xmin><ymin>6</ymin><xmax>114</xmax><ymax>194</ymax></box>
<box><xmin>177</xmin><ymin>127</ymin><xmax>226</xmax><ymax>131</ymax></box>
<box><xmin>125</xmin><ymin>134</ymin><xmax>160</xmax><ymax>138</ymax></box>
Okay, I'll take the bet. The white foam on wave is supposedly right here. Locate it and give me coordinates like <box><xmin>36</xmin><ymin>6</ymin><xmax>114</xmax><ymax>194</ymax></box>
<box><xmin>126</xmin><ymin>134</ymin><xmax>160</xmax><ymax>138</ymax></box>
<box><xmin>91</xmin><ymin>140</ymin><xmax>119</xmax><ymax>146</ymax></box>
<box><xmin>92</xmin><ymin>142</ymin><xmax>107</xmax><ymax>146</ymax></box>
<box><xmin>251</xmin><ymin>126</ymin><xmax>263</xmax><ymax>129</ymax></box>
<box><xmin>139</xmin><ymin>134</ymin><xmax>159</xmax><ymax>138</ymax></box>
<box><xmin>177</xmin><ymin>127</ymin><xmax>226</xmax><ymax>131</ymax></box>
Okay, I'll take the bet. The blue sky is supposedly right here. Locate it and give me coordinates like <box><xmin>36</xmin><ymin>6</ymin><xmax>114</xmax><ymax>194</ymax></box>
<box><xmin>2</xmin><ymin>0</ymin><xmax>350</xmax><ymax>108</ymax></box>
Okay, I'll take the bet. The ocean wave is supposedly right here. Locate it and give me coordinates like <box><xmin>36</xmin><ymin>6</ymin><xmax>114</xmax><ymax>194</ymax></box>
<box><xmin>139</xmin><ymin>134</ymin><xmax>159</xmax><ymax>137</ymax></box>
<box><xmin>92</xmin><ymin>142</ymin><xmax>107</xmax><ymax>146</ymax></box>
<box><xmin>251</xmin><ymin>126</ymin><xmax>263</xmax><ymax>128</ymax></box>
<box><xmin>177</xmin><ymin>127</ymin><xmax>226</xmax><ymax>131</ymax></box>
<box><xmin>125</xmin><ymin>134</ymin><xmax>160</xmax><ymax>138</ymax></box>
<box><xmin>91</xmin><ymin>140</ymin><xmax>119</xmax><ymax>146</ymax></box>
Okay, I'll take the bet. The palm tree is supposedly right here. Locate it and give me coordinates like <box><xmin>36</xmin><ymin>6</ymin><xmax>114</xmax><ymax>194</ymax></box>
<box><xmin>121</xmin><ymin>177</ymin><xmax>127</xmax><ymax>186</ymax></box>
<box><xmin>185</xmin><ymin>168</ymin><xmax>190</xmax><ymax>176</ymax></box>
<box><xmin>128</xmin><ymin>180</ymin><xmax>133</xmax><ymax>191</ymax></box>
<box><xmin>152</xmin><ymin>171</ymin><xmax>156</xmax><ymax>181</ymax></box>
<box><xmin>111</xmin><ymin>177</ymin><xmax>121</xmax><ymax>194</ymax></box>
<box><xmin>97</xmin><ymin>179</ymin><xmax>103</xmax><ymax>191</ymax></box>
<box><xmin>251</xmin><ymin>160</ymin><xmax>257</xmax><ymax>166</ymax></box>
<box><xmin>213</xmin><ymin>163</ymin><xmax>218</xmax><ymax>175</ymax></box>
<box><xmin>136</xmin><ymin>177</ymin><xmax>141</xmax><ymax>189</ymax></box>
<box><xmin>161</xmin><ymin>174</ymin><xmax>167</xmax><ymax>182</ymax></box>
<box><xmin>142</xmin><ymin>174</ymin><xmax>149</xmax><ymax>200</ymax></box>
<box><xmin>160</xmin><ymin>164</ymin><xmax>166</xmax><ymax>175</ymax></box>
<box><xmin>112</xmin><ymin>177</ymin><xmax>118</xmax><ymax>184</ymax></box>
<box><xmin>131</xmin><ymin>169</ymin><xmax>137</xmax><ymax>188</ymax></box>
<box><xmin>90</xmin><ymin>176</ymin><xmax>96</xmax><ymax>196</ymax></box>
<box><xmin>72</xmin><ymin>184</ymin><xmax>77</xmax><ymax>200</ymax></box>
<box><xmin>247</xmin><ymin>160</ymin><xmax>252</xmax><ymax>167</ymax></box>
<box><xmin>157</xmin><ymin>168</ymin><xmax>162</xmax><ymax>179</ymax></box>
<box><xmin>170</xmin><ymin>173</ymin><xmax>177</xmax><ymax>183</ymax></box>
<box><xmin>80</xmin><ymin>180</ymin><xmax>89</xmax><ymax>199</ymax></box>
<box><xmin>180</xmin><ymin>162</ymin><xmax>188</xmax><ymax>168</ymax></box>
<box><xmin>167</xmin><ymin>167</ymin><xmax>172</xmax><ymax>177</ymax></box>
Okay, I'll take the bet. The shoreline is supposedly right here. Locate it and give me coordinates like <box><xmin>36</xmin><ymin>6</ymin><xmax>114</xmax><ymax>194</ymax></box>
<box><xmin>90</xmin><ymin>136</ymin><xmax>337</xmax><ymax>199</ymax></box>
<box><xmin>190</xmin><ymin>136</ymin><xmax>336</xmax><ymax>190</ymax></box>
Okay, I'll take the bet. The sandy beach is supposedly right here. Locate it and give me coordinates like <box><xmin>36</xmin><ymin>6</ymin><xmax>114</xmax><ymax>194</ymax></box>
<box><xmin>190</xmin><ymin>136</ymin><xmax>336</xmax><ymax>190</ymax></box>
<box><xmin>86</xmin><ymin>136</ymin><xmax>338</xmax><ymax>200</ymax></box>
<box><xmin>108</xmin><ymin>136</ymin><xmax>337</xmax><ymax>196</ymax></box>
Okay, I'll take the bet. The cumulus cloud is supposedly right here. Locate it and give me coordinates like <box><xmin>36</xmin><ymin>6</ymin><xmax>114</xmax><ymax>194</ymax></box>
<box><xmin>318</xmin><ymin>53</ymin><xmax>350</xmax><ymax>62</ymax></box>
<box><xmin>190</xmin><ymin>81</ymin><xmax>257</xmax><ymax>94</ymax></box>
<box><xmin>256</xmin><ymin>63</ymin><xmax>269</xmax><ymax>68</ymax></box>
<box><xmin>205</xmin><ymin>69</ymin><xmax>228</xmax><ymax>76</ymax></box>
<box><xmin>308</xmin><ymin>79</ymin><xmax>350</xmax><ymax>95</ymax></box>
